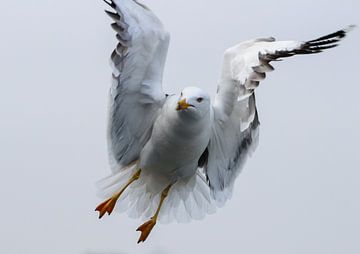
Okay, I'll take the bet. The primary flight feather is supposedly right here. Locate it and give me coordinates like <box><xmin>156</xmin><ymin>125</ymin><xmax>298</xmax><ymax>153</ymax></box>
<box><xmin>96</xmin><ymin>0</ymin><xmax>354</xmax><ymax>243</ymax></box>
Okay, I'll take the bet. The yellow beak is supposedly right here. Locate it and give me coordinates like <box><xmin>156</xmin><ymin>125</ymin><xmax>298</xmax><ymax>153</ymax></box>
<box><xmin>176</xmin><ymin>99</ymin><xmax>192</xmax><ymax>111</ymax></box>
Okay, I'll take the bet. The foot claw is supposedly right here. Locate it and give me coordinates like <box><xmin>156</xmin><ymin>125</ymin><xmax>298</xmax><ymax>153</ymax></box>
<box><xmin>136</xmin><ymin>218</ymin><xmax>156</xmax><ymax>243</ymax></box>
<box><xmin>95</xmin><ymin>198</ymin><xmax>117</xmax><ymax>219</ymax></box>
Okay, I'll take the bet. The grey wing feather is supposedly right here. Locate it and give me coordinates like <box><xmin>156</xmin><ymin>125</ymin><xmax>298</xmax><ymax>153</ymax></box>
<box><xmin>206</xmin><ymin>26</ymin><xmax>353</xmax><ymax>204</ymax></box>
<box><xmin>105</xmin><ymin>0</ymin><xmax>170</xmax><ymax>172</ymax></box>
<box><xmin>206</xmin><ymin>93</ymin><xmax>259</xmax><ymax>205</ymax></box>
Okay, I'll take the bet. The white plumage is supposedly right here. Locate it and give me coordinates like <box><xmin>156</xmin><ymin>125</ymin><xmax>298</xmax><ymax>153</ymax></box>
<box><xmin>97</xmin><ymin>0</ymin><xmax>353</xmax><ymax>243</ymax></box>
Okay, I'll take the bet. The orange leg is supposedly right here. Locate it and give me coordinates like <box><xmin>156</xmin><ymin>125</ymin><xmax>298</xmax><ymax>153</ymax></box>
<box><xmin>136</xmin><ymin>184</ymin><xmax>172</xmax><ymax>244</ymax></box>
<box><xmin>95</xmin><ymin>169</ymin><xmax>141</xmax><ymax>219</ymax></box>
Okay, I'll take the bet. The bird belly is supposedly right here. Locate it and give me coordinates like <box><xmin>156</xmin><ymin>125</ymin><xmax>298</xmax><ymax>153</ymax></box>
<box><xmin>139</xmin><ymin>113</ymin><xmax>210</xmax><ymax>180</ymax></box>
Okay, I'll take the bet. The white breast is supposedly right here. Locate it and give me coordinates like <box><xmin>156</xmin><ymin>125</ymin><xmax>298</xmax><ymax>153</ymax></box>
<box><xmin>139</xmin><ymin>96</ymin><xmax>212</xmax><ymax>180</ymax></box>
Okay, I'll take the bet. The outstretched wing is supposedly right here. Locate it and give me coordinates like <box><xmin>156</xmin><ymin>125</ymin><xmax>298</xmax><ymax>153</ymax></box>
<box><xmin>205</xmin><ymin>26</ymin><xmax>354</xmax><ymax>204</ymax></box>
<box><xmin>104</xmin><ymin>0</ymin><xmax>170</xmax><ymax>172</ymax></box>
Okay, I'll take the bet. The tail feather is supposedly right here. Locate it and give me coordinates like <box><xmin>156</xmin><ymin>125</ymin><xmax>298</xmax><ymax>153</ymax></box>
<box><xmin>97</xmin><ymin>164</ymin><xmax>216</xmax><ymax>223</ymax></box>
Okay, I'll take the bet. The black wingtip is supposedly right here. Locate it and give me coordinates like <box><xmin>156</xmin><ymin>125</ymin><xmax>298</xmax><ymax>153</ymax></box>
<box><xmin>308</xmin><ymin>25</ymin><xmax>356</xmax><ymax>43</ymax></box>
<box><xmin>103</xmin><ymin>0</ymin><xmax>116</xmax><ymax>9</ymax></box>
<box><xmin>105</xmin><ymin>10</ymin><xmax>121</xmax><ymax>21</ymax></box>
<box><xmin>304</xmin><ymin>25</ymin><xmax>355</xmax><ymax>53</ymax></box>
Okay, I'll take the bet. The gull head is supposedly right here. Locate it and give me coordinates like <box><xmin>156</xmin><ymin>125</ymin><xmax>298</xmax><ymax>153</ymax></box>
<box><xmin>176</xmin><ymin>87</ymin><xmax>210</xmax><ymax>119</ymax></box>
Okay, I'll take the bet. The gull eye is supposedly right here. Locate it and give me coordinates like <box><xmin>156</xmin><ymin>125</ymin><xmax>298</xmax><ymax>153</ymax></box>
<box><xmin>197</xmin><ymin>97</ymin><xmax>203</xmax><ymax>103</ymax></box>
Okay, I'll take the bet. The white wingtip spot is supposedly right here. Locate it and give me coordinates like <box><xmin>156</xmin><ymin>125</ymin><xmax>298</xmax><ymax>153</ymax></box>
<box><xmin>345</xmin><ymin>24</ymin><xmax>357</xmax><ymax>33</ymax></box>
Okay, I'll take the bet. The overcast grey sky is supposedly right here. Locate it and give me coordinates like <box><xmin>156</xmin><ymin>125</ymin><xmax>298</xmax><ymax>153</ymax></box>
<box><xmin>0</xmin><ymin>0</ymin><xmax>359</xmax><ymax>253</ymax></box>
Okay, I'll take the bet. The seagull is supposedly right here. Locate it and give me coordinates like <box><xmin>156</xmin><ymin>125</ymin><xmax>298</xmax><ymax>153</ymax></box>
<box><xmin>96</xmin><ymin>0</ymin><xmax>354</xmax><ymax>243</ymax></box>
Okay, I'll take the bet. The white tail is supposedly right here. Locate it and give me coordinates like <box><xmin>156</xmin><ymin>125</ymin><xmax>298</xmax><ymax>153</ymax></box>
<box><xmin>97</xmin><ymin>163</ymin><xmax>216</xmax><ymax>223</ymax></box>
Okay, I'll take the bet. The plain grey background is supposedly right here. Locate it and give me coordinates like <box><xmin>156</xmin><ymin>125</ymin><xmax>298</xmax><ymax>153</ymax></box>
<box><xmin>0</xmin><ymin>0</ymin><xmax>359</xmax><ymax>253</ymax></box>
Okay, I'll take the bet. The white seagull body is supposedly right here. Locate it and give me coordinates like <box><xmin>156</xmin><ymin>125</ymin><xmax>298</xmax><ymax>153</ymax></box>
<box><xmin>96</xmin><ymin>0</ymin><xmax>353</xmax><ymax>243</ymax></box>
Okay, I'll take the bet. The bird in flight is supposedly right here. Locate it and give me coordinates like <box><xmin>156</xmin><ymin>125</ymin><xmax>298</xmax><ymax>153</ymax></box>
<box><xmin>96</xmin><ymin>0</ymin><xmax>354</xmax><ymax>244</ymax></box>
